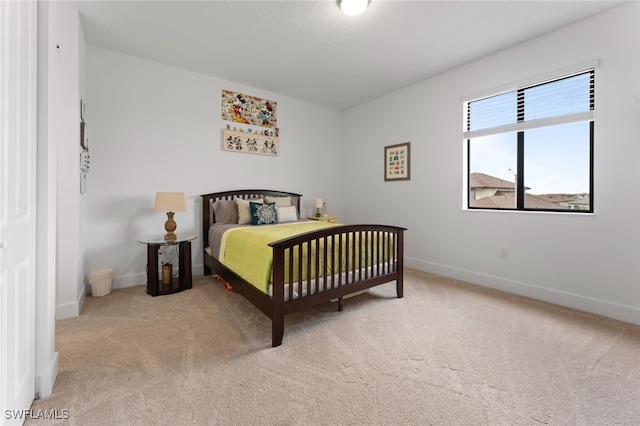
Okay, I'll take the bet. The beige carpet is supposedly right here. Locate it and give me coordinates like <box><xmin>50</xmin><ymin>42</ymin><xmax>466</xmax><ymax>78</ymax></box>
<box><xmin>28</xmin><ymin>269</ymin><xmax>640</xmax><ymax>425</ymax></box>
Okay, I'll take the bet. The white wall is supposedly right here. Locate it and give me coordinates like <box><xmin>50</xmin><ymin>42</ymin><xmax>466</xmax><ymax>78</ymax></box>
<box><xmin>69</xmin><ymin>3</ymin><xmax>640</xmax><ymax>328</ymax></box>
<box><xmin>343</xmin><ymin>2</ymin><xmax>640</xmax><ymax>324</ymax></box>
<box><xmin>55</xmin><ymin>4</ymin><xmax>86</xmax><ymax>319</ymax></box>
<box><xmin>83</xmin><ymin>47</ymin><xmax>345</xmax><ymax>291</ymax></box>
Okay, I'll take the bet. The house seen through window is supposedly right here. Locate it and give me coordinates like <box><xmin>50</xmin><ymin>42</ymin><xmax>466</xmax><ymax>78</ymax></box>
<box><xmin>464</xmin><ymin>70</ymin><xmax>594</xmax><ymax>212</ymax></box>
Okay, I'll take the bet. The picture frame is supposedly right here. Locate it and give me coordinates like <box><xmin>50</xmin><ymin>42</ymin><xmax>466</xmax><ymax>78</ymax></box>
<box><xmin>221</xmin><ymin>128</ymin><xmax>279</xmax><ymax>156</ymax></box>
<box><xmin>384</xmin><ymin>142</ymin><xmax>411</xmax><ymax>181</ymax></box>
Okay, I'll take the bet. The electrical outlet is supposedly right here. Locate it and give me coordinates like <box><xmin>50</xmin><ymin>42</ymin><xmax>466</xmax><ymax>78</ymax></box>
<box><xmin>500</xmin><ymin>248</ymin><xmax>509</xmax><ymax>258</ymax></box>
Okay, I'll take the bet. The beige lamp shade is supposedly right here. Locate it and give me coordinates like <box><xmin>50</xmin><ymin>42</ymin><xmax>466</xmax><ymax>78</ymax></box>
<box><xmin>154</xmin><ymin>192</ymin><xmax>186</xmax><ymax>240</ymax></box>
<box><xmin>154</xmin><ymin>192</ymin><xmax>186</xmax><ymax>213</ymax></box>
<box><xmin>313</xmin><ymin>198</ymin><xmax>323</xmax><ymax>218</ymax></box>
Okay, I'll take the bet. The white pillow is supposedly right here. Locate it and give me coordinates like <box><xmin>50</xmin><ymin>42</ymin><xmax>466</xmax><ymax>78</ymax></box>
<box><xmin>276</xmin><ymin>205</ymin><xmax>298</xmax><ymax>223</ymax></box>
<box><xmin>237</xmin><ymin>198</ymin><xmax>263</xmax><ymax>224</ymax></box>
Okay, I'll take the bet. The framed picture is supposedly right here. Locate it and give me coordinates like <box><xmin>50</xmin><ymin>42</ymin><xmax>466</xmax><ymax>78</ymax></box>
<box><xmin>221</xmin><ymin>128</ymin><xmax>279</xmax><ymax>156</ymax></box>
<box><xmin>384</xmin><ymin>142</ymin><xmax>411</xmax><ymax>181</ymax></box>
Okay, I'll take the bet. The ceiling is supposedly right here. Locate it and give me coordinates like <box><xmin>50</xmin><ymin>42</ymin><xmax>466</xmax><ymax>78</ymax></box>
<box><xmin>63</xmin><ymin>0</ymin><xmax>627</xmax><ymax>110</ymax></box>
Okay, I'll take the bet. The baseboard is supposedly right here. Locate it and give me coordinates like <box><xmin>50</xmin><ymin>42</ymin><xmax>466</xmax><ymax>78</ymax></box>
<box><xmin>55</xmin><ymin>300</ymin><xmax>80</xmax><ymax>320</ymax></box>
<box><xmin>405</xmin><ymin>257</ymin><xmax>640</xmax><ymax>326</ymax></box>
<box><xmin>35</xmin><ymin>351</ymin><xmax>58</xmax><ymax>399</ymax></box>
<box><xmin>55</xmin><ymin>284</ymin><xmax>87</xmax><ymax>319</ymax></box>
<box><xmin>64</xmin><ymin>264</ymin><xmax>206</xmax><ymax>314</ymax></box>
<box><xmin>106</xmin><ymin>264</ymin><xmax>208</xmax><ymax>291</ymax></box>
<box><xmin>109</xmin><ymin>273</ymin><xmax>145</xmax><ymax>290</ymax></box>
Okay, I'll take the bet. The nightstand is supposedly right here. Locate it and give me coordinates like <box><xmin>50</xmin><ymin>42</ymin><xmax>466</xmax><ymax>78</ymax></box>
<box><xmin>308</xmin><ymin>216</ymin><xmax>338</xmax><ymax>223</ymax></box>
<box><xmin>138</xmin><ymin>234</ymin><xmax>196</xmax><ymax>296</ymax></box>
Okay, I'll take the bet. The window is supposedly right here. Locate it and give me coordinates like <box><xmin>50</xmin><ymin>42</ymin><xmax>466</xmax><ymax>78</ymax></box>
<box><xmin>464</xmin><ymin>70</ymin><xmax>594</xmax><ymax>212</ymax></box>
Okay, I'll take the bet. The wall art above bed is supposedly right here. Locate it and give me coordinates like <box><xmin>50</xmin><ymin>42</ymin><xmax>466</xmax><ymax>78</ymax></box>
<box><xmin>221</xmin><ymin>90</ymin><xmax>277</xmax><ymax>129</ymax></box>
<box><xmin>222</xmin><ymin>128</ymin><xmax>279</xmax><ymax>156</ymax></box>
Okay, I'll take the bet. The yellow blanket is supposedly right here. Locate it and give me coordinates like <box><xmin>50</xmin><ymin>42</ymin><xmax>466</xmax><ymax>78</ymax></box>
<box><xmin>219</xmin><ymin>221</ymin><xmax>340</xmax><ymax>293</ymax></box>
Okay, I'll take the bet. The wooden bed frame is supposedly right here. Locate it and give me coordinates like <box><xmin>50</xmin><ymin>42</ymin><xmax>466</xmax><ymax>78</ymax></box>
<box><xmin>201</xmin><ymin>189</ymin><xmax>405</xmax><ymax>347</ymax></box>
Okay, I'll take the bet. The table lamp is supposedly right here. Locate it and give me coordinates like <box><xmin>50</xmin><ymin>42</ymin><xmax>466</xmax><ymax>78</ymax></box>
<box><xmin>154</xmin><ymin>192</ymin><xmax>186</xmax><ymax>240</ymax></box>
<box><xmin>314</xmin><ymin>198</ymin><xmax>323</xmax><ymax>217</ymax></box>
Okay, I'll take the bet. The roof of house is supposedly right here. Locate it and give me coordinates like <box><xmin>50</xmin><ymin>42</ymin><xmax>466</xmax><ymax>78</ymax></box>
<box><xmin>470</xmin><ymin>173</ymin><xmax>514</xmax><ymax>190</ymax></box>
<box><xmin>470</xmin><ymin>172</ymin><xmax>533</xmax><ymax>191</ymax></box>
<box><xmin>470</xmin><ymin>192</ymin><xmax>561</xmax><ymax>209</ymax></box>
<box><xmin>535</xmin><ymin>194</ymin><xmax>578</xmax><ymax>203</ymax></box>
<box><xmin>566</xmin><ymin>196</ymin><xmax>591</xmax><ymax>205</ymax></box>
<box><xmin>534</xmin><ymin>193</ymin><xmax>590</xmax><ymax>204</ymax></box>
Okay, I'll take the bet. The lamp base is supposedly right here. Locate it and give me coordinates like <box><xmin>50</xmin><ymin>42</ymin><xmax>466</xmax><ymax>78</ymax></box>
<box><xmin>164</xmin><ymin>212</ymin><xmax>177</xmax><ymax>240</ymax></box>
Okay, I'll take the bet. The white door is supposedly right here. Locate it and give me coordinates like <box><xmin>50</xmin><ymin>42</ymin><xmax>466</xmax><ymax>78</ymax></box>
<box><xmin>0</xmin><ymin>1</ymin><xmax>38</xmax><ymax>424</ymax></box>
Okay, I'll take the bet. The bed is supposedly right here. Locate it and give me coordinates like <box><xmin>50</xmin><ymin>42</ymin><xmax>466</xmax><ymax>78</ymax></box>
<box><xmin>201</xmin><ymin>189</ymin><xmax>406</xmax><ymax>347</ymax></box>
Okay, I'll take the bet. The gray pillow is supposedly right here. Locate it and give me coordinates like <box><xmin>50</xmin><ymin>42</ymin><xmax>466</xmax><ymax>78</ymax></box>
<box><xmin>212</xmin><ymin>200</ymin><xmax>238</xmax><ymax>224</ymax></box>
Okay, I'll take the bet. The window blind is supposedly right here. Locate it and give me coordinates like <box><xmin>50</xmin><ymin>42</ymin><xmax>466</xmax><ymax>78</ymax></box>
<box><xmin>464</xmin><ymin>70</ymin><xmax>594</xmax><ymax>139</ymax></box>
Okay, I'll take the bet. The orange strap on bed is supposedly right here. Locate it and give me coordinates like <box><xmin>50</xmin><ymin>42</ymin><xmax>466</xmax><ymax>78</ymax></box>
<box><xmin>213</xmin><ymin>274</ymin><xmax>238</xmax><ymax>293</ymax></box>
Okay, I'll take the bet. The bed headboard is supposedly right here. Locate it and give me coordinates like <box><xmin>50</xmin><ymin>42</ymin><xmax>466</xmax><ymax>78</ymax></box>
<box><xmin>200</xmin><ymin>189</ymin><xmax>302</xmax><ymax>249</ymax></box>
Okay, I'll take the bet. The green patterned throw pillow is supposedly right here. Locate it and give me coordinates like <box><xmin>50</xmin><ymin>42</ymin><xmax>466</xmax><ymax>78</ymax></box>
<box><xmin>250</xmin><ymin>202</ymin><xmax>277</xmax><ymax>225</ymax></box>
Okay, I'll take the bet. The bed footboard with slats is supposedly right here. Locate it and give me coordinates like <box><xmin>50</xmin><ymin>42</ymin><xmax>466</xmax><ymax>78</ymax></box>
<box><xmin>269</xmin><ymin>224</ymin><xmax>405</xmax><ymax>346</ymax></box>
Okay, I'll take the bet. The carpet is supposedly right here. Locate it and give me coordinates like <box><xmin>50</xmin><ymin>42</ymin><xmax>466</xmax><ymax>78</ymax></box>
<box><xmin>27</xmin><ymin>268</ymin><xmax>640</xmax><ymax>425</ymax></box>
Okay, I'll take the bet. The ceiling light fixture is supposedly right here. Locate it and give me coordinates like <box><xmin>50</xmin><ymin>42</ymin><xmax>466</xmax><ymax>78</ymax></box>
<box><xmin>339</xmin><ymin>0</ymin><xmax>369</xmax><ymax>16</ymax></box>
